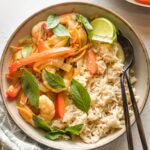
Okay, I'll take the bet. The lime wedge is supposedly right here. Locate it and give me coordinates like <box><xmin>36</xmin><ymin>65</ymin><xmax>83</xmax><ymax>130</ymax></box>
<box><xmin>89</xmin><ymin>18</ymin><xmax>117</xmax><ymax>43</ymax></box>
<box><xmin>113</xmin><ymin>42</ymin><xmax>125</xmax><ymax>63</ymax></box>
<box><xmin>92</xmin><ymin>35</ymin><xmax>114</xmax><ymax>43</ymax></box>
<box><xmin>112</xmin><ymin>23</ymin><xmax>117</xmax><ymax>41</ymax></box>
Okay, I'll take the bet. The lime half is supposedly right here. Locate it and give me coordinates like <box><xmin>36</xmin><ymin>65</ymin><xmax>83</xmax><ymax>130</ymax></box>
<box><xmin>89</xmin><ymin>18</ymin><xmax>117</xmax><ymax>43</ymax></box>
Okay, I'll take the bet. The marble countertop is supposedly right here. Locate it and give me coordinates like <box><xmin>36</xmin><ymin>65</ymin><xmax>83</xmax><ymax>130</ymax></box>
<box><xmin>0</xmin><ymin>0</ymin><xmax>150</xmax><ymax>150</ymax></box>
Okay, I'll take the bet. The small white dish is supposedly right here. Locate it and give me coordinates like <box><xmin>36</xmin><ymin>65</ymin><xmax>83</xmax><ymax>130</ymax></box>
<box><xmin>126</xmin><ymin>0</ymin><xmax>150</xmax><ymax>8</ymax></box>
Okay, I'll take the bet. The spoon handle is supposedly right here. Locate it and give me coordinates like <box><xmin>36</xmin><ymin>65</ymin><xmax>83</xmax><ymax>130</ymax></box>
<box><xmin>120</xmin><ymin>73</ymin><xmax>134</xmax><ymax>150</ymax></box>
<box><xmin>125</xmin><ymin>71</ymin><xmax>148</xmax><ymax>150</ymax></box>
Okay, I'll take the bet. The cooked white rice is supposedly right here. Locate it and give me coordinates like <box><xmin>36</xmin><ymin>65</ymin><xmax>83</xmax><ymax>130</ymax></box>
<box><xmin>51</xmin><ymin>43</ymin><xmax>139</xmax><ymax>144</ymax></box>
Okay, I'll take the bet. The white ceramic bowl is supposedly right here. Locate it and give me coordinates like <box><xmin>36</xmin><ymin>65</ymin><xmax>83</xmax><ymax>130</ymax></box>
<box><xmin>0</xmin><ymin>2</ymin><xmax>150</xmax><ymax>150</ymax></box>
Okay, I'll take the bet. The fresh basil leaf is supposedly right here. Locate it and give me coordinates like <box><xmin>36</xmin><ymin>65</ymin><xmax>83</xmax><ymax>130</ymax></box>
<box><xmin>22</xmin><ymin>45</ymin><xmax>32</xmax><ymax>58</ymax></box>
<box><xmin>45</xmin><ymin>124</ymin><xmax>83</xmax><ymax>140</ymax></box>
<box><xmin>33</xmin><ymin>115</ymin><xmax>51</xmax><ymax>131</ymax></box>
<box><xmin>53</xmin><ymin>24</ymin><xmax>70</xmax><ymax>37</ymax></box>
<box><xmin>46</xmin><ymin>15</ymin><xmax>60</xmax><ymax>29</ymax></box>
<box><xmin>21</xmin><ymin>69</ymin><xmax>39</xmax><ymax>107</ymax></box>
<box><xmin>43</xmin><ymin>69</ymin><xmax>65</xmax><ymax>89</ymax></box>
<box><xmin>65</xmin><ymin>124</ymin><xmax>83</xmax><ymax>135</ymax></box>
<box><xmin>70</xmin><ymin>79</ymin><xmax>91</xmax><ymax>113</ymax></box>
<box><xmin>45</xmin><ymin>131</ymin><xmax>64</xmax><ymax>140</ymax></box>
<box><xmin>76</xmin><ymin>14</ymin><xmax>93</xmax><ymax>31</ymax></box>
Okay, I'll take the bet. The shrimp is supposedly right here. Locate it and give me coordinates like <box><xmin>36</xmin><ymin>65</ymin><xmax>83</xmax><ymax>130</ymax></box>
<box><xmin>60</xmin><ymin>13</ymin><xmax>87</xmax><ymax>47</ymax></box>
<box><xmin>38</xmin><ymin>80</ymin><xmax>50</xmax><ymax>93</ymax></box>
<box><xmin>42</xmin><ymin>67</ymin><xmax>67</xmax><ymax>93</ymax></box>
<box><xmin>17</xmin><ymin>105</ymin><xmax>35</xmax><ymax>126</ymax></box>
<box><xmin>18</xmin><ymin>95</ymin><xmax>55</xmax><ymax>126</ymax></box>
<box><xmin>32</xmin><ymin>21</ymin><xmax>53</xmax><ymax>44</ymax></box>
<box><xmin>42</xmin><ymin>76</ymin><xmax>66</xmax><ymax>93</ymax></box>
<box><xmin>39</xmin><ymin>95</ymin><xmax>55</xmax><ymax>122</ymax></box>
<box><xmin>32</xmin><ymin>21</ymin><xmax>45</xmax><ymax>44</ymax></box>
<box><xmin>48</xmin><ymin>35</ymin><xmax>69</xmax><ymax>48</ymax></box>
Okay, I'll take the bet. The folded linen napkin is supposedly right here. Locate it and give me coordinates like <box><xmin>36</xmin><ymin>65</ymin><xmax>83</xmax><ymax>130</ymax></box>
<box><xmin>0</xmin><ymin>98</ymin><xmax>52</xmax><ymax>150</ymax></box>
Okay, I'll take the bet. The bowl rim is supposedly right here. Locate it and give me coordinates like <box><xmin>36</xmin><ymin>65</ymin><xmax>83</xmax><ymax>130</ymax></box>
<box><xmin>0</xmin><ymin>1</ymin><xmax>150</xmax><ymax>150</ymax></box>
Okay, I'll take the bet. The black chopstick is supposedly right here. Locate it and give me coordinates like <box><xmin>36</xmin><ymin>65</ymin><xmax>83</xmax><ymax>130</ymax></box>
<box><xmin>120</xmin><ymin>73</ymin><xmax>134</xmax><ymax>150</ymax></box>
<box><xmin>125</xmin><ymin>72</ymin><xmax>148</xmax><ymax>150</ymax></box>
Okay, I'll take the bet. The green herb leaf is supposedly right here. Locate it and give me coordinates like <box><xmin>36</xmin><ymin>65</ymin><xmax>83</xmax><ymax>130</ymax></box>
<box><xmin>70</xmin><ymin>79</ymin><xmax>91</xmax><ymax>113</ymax></box>
<box><xmin>43</xmin><ymin>69</ymin><xmax>65</xmax><ymax>89</ymax></box>
<box><xmin>45</xmin><ymin>128</ymin><xmax>65</xmax><ymax>140</ymax></box>
<box><xmin>33</xmin><ymin>115</ymin><xmax>51</xmax><ymax>131</ymax></box>
<box><xmin>45</xmin><ymin>131</ymin><xmax>64</xmax><ymax>140</ymax></box>
<box><xmin>21</xmin><ymin>69</ymin><xmax>39</xmax><ymax>107</ymax></box>
<box><xmin>76</xmin><ymin>14</ymin><xmax>93</xmax><ymax>31</ymax></box>
<box><xmin>22</xmin><ymin>45</ymin><xmax>32</xmax><ymax>58</ymax></box>
<box><xmin>45</xmin><ymin>124</ymin><xmax>83</xmax><ymax>140</ymax></box>
<box><xmin>53</xmin><ymin>24</ymin><xmax>70</xmax><ymax>37</ymax></box>
<box><xmin>65</xmin><ymin>124</ymin><xmax>83</xmax><ymax>135</ymax></box>
<box><xmin>46</xmin><ymin>15</ymin><xmax>60</xmax><ymax>29</ymax></box>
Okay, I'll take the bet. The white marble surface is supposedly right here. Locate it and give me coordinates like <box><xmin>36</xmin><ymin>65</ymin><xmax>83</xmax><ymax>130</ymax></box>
<box><xmin>0</xmin><ymin>0</ymin><xmax>150</xmax><ymax>149</ymax></box>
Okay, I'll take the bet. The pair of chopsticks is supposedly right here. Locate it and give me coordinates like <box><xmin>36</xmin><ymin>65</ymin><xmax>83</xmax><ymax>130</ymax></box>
<box><xmin>120</xmin><ymin>70</ymin><xmax>148</xmax><ymax>150</ymax></box>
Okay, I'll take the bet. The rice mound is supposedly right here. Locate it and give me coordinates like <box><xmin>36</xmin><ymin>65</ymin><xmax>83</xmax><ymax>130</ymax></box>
<box><xmin>51</xmin><ymin>43</ymin><xmax>139</xmax><ymax>143</ymax></box>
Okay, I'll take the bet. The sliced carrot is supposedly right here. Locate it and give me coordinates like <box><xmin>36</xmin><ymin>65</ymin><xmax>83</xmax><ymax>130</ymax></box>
<box><xmin>55</xmin><ymin>92</ymin><xmax>65</xmax><ymax>120</ymax></box>
<box><xmin>9</xmin><ymin>47</ymin><xmax>74</xmax><ymax>73</ymax></box>
<box><xmin>6</xmin><ymin>82</ymin><xmax>21</xmax><ymax>99</ymax></box>
<box><xmin>136</xmin><ymin>0</ymin><xmax>150</xmax><ymax>4</ymax></box>
<box><xmin>86</xmin><ymin>49</ymin><xmax>98</xmax><ymax>75</ymax></box>
<box><xmin>37</xmin><ymin>42</ymin><xmax>49</xmax><ymax>52</ymax></box>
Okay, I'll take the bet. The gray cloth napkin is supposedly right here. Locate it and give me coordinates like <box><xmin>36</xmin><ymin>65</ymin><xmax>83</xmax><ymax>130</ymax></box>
<box><xmin>0</xmin><ymin>98</ymin><xmax>53</xmax><ymax>150</ymax></box>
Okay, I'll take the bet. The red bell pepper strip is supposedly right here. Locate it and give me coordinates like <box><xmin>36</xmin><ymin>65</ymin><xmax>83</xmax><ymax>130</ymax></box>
<box><xmin>6</xmin><ymin>70</ymin><xmax>22</xmax><ymax>79</ymax></box>
<box><xmin>6</xmin><ymin>82</ymin><xmax>21</xmax><ymax>99</ymax></box>
<box><xmin>9</xmin><ymin>47</ymin><xmax>74</xmax><ymax>73</ymax></box>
